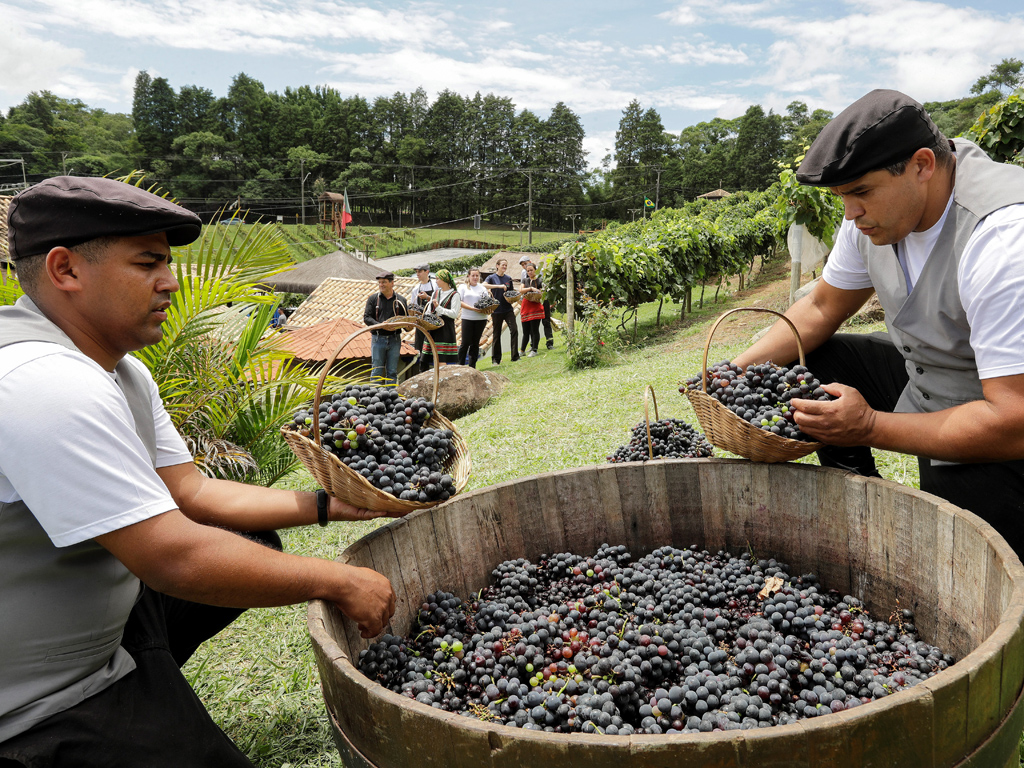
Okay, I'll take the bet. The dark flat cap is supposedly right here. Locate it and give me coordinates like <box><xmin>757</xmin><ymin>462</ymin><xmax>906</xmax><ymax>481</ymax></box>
<box><xmin>414</xmin><ymin>263</ymin><xmax>430</xmax><ymax>271</ymax></box>
<box><xmin>796</xmin><ymin>90</ymin><xmax>944</xmax><ymax>187</ymax></box>
<box><xmin>7</xmin><ymin>176</ymin><xmax>202</xmax><ymax>260</ymax></box>
<box><xmin>375</xmin><ymin>271</ymin><xmax>395</xmax><ymax>281</ymax></box>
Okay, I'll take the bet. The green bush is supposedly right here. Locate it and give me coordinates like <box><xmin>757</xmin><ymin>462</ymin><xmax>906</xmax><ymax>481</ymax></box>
<box><xmin>562</xmin><ymin>298</ymin><xmax>616</xmax><ymax>370</ymax></box>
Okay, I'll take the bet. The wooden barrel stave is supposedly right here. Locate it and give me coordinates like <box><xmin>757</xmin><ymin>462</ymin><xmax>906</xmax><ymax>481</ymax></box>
<box><xmin>311</xmin><ymin>460</ymin><xmax>1024</xmax><ymax>768</ymax></box>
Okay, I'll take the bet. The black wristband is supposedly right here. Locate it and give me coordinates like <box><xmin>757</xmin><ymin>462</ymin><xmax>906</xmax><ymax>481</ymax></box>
<box><xmin>316</xmin><ymin>489</ymin><xmax>329</xmax><ymax>527</ymax></box>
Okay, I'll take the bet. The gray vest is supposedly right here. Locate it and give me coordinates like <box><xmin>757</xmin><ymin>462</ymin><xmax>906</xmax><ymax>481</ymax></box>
<box><xmin>857</xmin><ymin>139</ymin><xmax>1024</xmax><ymax>415</ymax></box>
<box><xmin>0</xmin><ymin>296</ymin><xmax>157</xmax><ymax>741</ymax></box>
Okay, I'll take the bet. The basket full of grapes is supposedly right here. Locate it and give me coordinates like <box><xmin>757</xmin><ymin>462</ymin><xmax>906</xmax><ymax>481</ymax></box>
<box><xmin>281</xmin><ymin>320</ymin><xmax>470</xmax><ymax>513</ymax></box>
<box><xmin>608</xmin><ymin>386</ymin><xmax>714</xmax><ymax>462</ymax></box>
<box><xmin>473</xmin><ymin>294</ymin><xmax>500</xmax><ymax>315</ymax></box>
<box><xmin>682</xmin><ymin>308</ymin><xmax>826</xmax><ymax>463</ymax></box>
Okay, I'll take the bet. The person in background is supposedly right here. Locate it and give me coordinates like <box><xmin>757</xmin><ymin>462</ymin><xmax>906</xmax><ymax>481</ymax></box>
<box><xmin>457</xmin><ymin>267</ymin><xmax>489</xmax><ymax>368</ymax></box>
<box><xmin>408</xmin><ymin>263</ymin><xmax>436</xmax><ymax>373</ymax></box>
<box><xmin>484</xmin><ymin>258</ymin><xmax>519</xmax><ymax>365</ymax></box>
<box><xmin>519</xmin><ymin>255</ymin><xmax>554</xmax><ymax>350</ymax></box>
<box><xmin>424</xmin><ymin>268</ymin><xmax>460</xmax><ymax>367</ymax></box>
<box><xmin>362</xmin><ymin>271</ymin><xmax>408</xmax><ymax>386</ymax></box>
<box><xmin>519</xmin><ymin>261</ymin><xmax>545</xmax><ymax>358</ymax></box>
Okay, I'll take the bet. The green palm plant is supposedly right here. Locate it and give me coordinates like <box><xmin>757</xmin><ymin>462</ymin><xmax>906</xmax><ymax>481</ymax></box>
<box><xmin>135</xmin><ymin>219</ymin><xmax>346</xmax><ymax>486</ymax></box>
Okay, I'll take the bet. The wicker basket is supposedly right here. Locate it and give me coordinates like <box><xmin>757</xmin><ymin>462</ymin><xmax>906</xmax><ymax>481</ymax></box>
<box><xmin>473</xmin><ymin>301</ymin><xmax>499</xmax><ymax>316</ymax></box>
<box><xmin>281</xmin><ymin>319</ymin><xmax>471</xmax><ymax>513</ymax></box>
<box><xmin>503</xmin><ymin>289</ymin><xmax>522</xmax><ymax>304</ymax></box>
<box><xmin>415</xmin><ymin>313</ymin><xmax>444</xmax><ymax>331</ymax></box>
<box><xmin>683</xmin><ymin>307</ymin><xmax>824</xmax><ymax>463</ymax></box>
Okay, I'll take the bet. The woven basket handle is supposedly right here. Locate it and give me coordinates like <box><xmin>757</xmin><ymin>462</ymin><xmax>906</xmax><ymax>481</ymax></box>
<box><xmin>310</xmin><ymin>319</ymin><xmax>440</xmax><ymax>449</ymax></box>
<box><xmin>700</xmin><ymin>307</ymin><xmax>807</xmax><ymax>395</ymax></box>
<box><xmin>642</xmin><ymin>385</ymin><xmax>659</xmax><ymax>459</ymax></box>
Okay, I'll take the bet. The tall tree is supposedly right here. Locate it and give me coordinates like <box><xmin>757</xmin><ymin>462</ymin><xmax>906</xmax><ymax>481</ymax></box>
<box><xmin>972</xmin><ymin>58</ymin><xmax>1024</xmax><ymax>96</ymax></box>
<box><xmin>731</xmin><ymin>105</ymin><xmax>784</xmax><ymax>191</ymax></box>
<box><xmin>132</xmin><ymin>72</ymin><xmax>178</xmax><ymax>161</ymax></box>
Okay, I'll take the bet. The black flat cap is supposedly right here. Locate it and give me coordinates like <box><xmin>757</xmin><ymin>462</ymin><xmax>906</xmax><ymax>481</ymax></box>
<box><xmin>796</xmin><ymin>90</ymin><xmax>944</xmax><ymax>187</ymax></box>
<box><xmin>414</xmin><ymin>263</ymin><xmax>430</xmax><ymax>271</ymax></box>
<box><xmin>7</xmin><ymin>176</ymin><xmax>202</xmax><ymax>260</ymax></box>
<box><xmin>375</xmin><ymin>271</ymin><xmax>395</xmax><ymax>280</ymax></box>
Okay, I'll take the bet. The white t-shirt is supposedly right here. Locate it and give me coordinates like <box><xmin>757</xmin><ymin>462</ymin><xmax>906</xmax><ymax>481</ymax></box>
<box><xmin>458</xmin><ymin>283</ymin><xmax>490</xmax><ymax>321</ymax></box>
<box><xmin>0</xmin><ymin>344</ymin><xmax>190</xmax><ymax>547</ymax></box>
<box><xmin>822</xmin><ymin>201</ymin><xmax>1024</xmax><ymax>380</ymax></box>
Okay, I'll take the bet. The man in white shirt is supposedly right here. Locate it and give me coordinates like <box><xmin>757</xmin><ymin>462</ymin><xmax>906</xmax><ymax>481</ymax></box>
<box><xmin>0</xmin><ymin>177</ymin><xmax>400</xmax><ymax>766</ymax></box>
<box><xmin>733</xmin><ymin>90</ymin><xmax>1024</xmax><ymax>556</ymax></box>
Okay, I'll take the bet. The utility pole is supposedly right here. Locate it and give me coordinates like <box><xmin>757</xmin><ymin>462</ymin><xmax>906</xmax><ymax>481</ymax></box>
<box><xmin>527</xmin><ymin>170</ymin><xmax>533</xmax><ymax>245</ymax></box>
<box><xmin>628</xmin><ymin>208</ymin><xmax>641</xmax><ymax>221</ymax></box>
<box><xmin>654</xmin><ymin>167</ymin><xmax>662</xmax><ymax>211</ymax></box>
<box><xmin>567</xmin><ymin>212</ymin><xmax>582</xmax><ymax>232</ymax></box>
<box><xmin>61</xmin><ymin>152</ymin><xmax>68</xmax><ymax>176</ymax></box>
<box><xmin>300</xmin><ymin>159</ymin><xmax>311</xmax><ymax>226</ymax></box>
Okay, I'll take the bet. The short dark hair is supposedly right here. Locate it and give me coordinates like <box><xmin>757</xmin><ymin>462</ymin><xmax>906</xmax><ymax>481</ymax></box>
<box><xmin>15</xmin><ymin>236</ymin><xmax>117</xmax><ymax>296</ymax></box>
<box><xmin>883</xmin><ymin>136</ymin><xmax>954</xmax><ymax>177</ymax></box>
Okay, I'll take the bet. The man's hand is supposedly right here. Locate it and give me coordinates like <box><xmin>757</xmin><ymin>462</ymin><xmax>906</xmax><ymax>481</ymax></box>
<box><xmin>333</xmin><ymin>564</ymin><xmax>397</xmax><ymax>638</ymax></box>
<box><xmin>329</xmin><ymin>496</ymin><xmax>409</xmax><ymax>521</ymax></box>
<box><xmin>790</xmin><ymin>383</ymin><xmax>878</xmax><ymax>446</ymax></box>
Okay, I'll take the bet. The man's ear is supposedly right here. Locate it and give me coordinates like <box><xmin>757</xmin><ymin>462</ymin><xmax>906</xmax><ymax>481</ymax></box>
<box><xmin>912</xmin><ymin>147</ymin><xmax>937</xmax><ymax>183</ymax></box>
<box><xmin>45</xmin><ymin>247</ymin><xmax>85</xmax><ymax>293</ymax></box>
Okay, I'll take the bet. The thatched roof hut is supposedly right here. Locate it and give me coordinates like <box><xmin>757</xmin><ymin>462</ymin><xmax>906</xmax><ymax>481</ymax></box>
<box><xmin>265</xmin><ymin>250</ymin><xmax>382</xmax><ymax>294</ymax></box>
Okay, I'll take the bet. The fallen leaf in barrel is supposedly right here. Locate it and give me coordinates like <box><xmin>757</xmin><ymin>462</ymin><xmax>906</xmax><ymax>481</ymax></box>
<box><xmin>758</xmin><ymin>576</ymin><xmax>784</xmax><ymax>599</ymax></box>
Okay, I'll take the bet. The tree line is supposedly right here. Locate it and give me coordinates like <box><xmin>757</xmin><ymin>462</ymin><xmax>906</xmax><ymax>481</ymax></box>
<box><xmin>0</xmin><ymin>61</ymin><xmax>1015</xmax><ymax>229</ymax></box>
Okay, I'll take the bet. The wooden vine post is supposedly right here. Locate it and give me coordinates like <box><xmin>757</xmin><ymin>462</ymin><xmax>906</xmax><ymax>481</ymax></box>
<box><xmin>565</xmin><ymin>249</ymin><xmax>575</xmax><ymax>333</ymax></box>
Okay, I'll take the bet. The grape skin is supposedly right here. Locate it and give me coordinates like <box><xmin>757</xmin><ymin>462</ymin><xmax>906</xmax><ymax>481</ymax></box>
<box><xmin>286</xmin><ymin>384</ymin><xmax>455</xmax><ymax>503</ymax></box>
<box><xmin>358</xmin><ymin>545</ymin><xmax>954</xmax><ymax>735</ymax></box>
<box><xmin>682</xmin><ymin>361</ymin><xmax>832</xmax><ymax>442</ymax></box>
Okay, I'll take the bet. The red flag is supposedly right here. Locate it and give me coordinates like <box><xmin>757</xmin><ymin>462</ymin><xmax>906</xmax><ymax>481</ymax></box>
<box><xmin>341</xmin><ymin>188</ymin><xmax>353</xmax><ymax>236</ymax></box>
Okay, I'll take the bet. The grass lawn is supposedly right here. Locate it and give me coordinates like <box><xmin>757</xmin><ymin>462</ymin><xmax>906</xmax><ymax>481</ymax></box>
<box><xmin>185</xmin><ymin>257</ymin><xmax>971</xmax><ymax>766</ymax></box>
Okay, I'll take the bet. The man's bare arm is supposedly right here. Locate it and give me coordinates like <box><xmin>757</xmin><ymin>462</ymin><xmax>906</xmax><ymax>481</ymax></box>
<box><xmin>156</xmin><ymin>463</ymin><xmax>407</xmax><ymax>530</ymax></box>
<box><xmin>95</xmin><ymin>509</ymin><xmax>395</xmax><ymax>638</ymax></box>
<box><xmin>792</xmin><ymin>374</ymin><xmax>1024</xmax><ymax>463</ymax></box>
<box><xmin>732</xmin><ymin>281</ymin><xmax>875</xmax><ymax>370</ymax></box>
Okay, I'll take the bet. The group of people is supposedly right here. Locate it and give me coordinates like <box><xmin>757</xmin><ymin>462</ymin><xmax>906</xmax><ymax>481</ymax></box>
<box><xmin>5</xmin><ymin>88</ymin><xmax>1024</xmax><ymax>765</ymax></box>
<box><xmin>365</xmin><ymin>254</ymin><xmax>555</xmax><ymax>383</ymax></box>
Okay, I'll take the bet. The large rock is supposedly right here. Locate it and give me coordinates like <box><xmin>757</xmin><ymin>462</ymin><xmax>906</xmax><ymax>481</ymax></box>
<box><xmin>398</xmin><ymin>366</ymin><xmax>509</xmax><ymax>420</ymax></box>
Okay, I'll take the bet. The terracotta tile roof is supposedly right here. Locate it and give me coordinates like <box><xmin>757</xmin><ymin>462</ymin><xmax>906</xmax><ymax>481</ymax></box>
<box><xmin>281</xmin><ymin>316</ymin><xmax>417</xmax><ymax>361</ymax></box>
<box><xmin>286</xmin><ymin>277</ymin><xmax>520</xmax><ymax>353</ymax></box>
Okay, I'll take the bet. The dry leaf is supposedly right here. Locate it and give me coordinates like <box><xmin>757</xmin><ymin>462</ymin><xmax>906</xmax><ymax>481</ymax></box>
<box><xmin>758</xmin><ymin>576</ymin><xmax>784</xmax><ymax>599</ymax></box>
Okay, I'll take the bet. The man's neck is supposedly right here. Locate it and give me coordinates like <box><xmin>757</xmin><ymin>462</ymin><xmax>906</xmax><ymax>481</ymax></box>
<box><xmin>380</xmin><ymin>288</ymin><xmax>394</xmax><ymax>299</ymax></box>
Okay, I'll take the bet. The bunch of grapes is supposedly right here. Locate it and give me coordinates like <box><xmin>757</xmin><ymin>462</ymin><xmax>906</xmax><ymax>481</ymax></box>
<box><xmin>504</xmin><ymin>289</ymin><xmax>521</xmax><ymax>301</ymax></box>
<box><xmin>359</xmin><ymin>544</ymin><xmax>954</xmax><ymax>735</ymax></box>
<box><xmin>474</xmin><ymin>295</ymin><xmax>500</xmax><ymax>312</ymax></box>
<box><xmin>286</xmin><ymin>385</ymin><xmax>456</xmax><ymax>503</ymax></box>
<box><xmin>682</xmin><ymin>361</ymin><xmax>831</xmax><ymax>441</ymax></box>
<box><xmin>607</xmin><ymin>418</ymin><xmax>714</xmax><ymax>463</ymax></box>
<box><xmin>421</xmin><ymin>311</ymin><xmax>443</xmax><ymax>328</ymax></box>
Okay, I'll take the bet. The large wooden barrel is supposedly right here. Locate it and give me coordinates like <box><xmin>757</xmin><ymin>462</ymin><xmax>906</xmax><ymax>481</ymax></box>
<box><xmin>308</xmin><ymin>460</ymin><xmax>1024</xmax><ymax>768</ymax></box>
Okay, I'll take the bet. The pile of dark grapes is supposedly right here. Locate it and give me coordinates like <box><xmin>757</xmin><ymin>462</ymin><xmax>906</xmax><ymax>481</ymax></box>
<box><xmin>504</xmin><ymin>289</ymin><xmax>521</xmax><ymax>301</ymax></box>
<box><xmin>474</xmin><ymin>294</ymin><xmax>500</xmax><ymax>312</ymax></box>
<box><xmin>285</xmin><ymin>385</ymin><xmax>456</xmax><ymax>503</ymax></box>
<box><xmin>607</xmin><ymin>418</ymin><xmax>713</xmax><ymax>463</ymax></box>
<box><xmin>359</xmin><ymin>544</ymin><xmax>953</xmax><ymax>735</ymax></box>
<box><xmin>421</xmin><ymin>311</ymin><xmax>443</xmax><ymax>327</ymax></box>
<box><xmin>682</xmin><ymin>361</ymin><xmax>832</xmax><ymax>441</ymax></box>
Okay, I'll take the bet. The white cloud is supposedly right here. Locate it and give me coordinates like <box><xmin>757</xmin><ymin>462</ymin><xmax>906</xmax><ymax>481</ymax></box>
<box><xmin>19</xmin><ymin>0</ymin><xmax>452</xmax><ymax>54</ymax></box>
<box><xmin>0</xmin><ymin>17</ymin><xmax>86</xmax><ymax>104</ymax></box>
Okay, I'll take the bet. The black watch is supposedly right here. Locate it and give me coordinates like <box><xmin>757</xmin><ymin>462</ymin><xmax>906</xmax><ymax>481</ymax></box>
<box><xmin>316</xmin><ymin>489</ymin><xmax>329</xmax><ymax>527</ymax></box>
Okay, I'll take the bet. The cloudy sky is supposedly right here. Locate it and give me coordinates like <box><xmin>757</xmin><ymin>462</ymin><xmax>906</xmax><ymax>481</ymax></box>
<box><xmin>3</xmin><ymin>0</ymin><xmax>1023</xmax><ymax>165</ymax></box>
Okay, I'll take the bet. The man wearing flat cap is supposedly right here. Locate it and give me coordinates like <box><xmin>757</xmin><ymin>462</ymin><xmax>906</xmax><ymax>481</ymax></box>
<box><xmin>363</xmin><ymin>270</ymin><xmax>409</xmax><ymax>385</ymax></box>
<box><xmin>0</xmin><ymin>177</ymin><xmax>401</xmax><ymax>766</ymax></box>
<box><xmin>733</xmin><ymin>89</ymin><xmax>1024</xmax><ymax>557</ymax></box>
